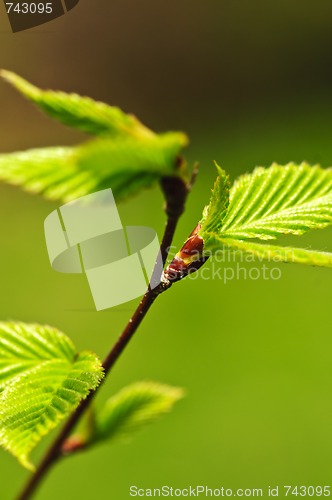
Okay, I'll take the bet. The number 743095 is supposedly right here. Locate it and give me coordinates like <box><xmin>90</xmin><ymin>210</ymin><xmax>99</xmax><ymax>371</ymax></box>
<box><xmin>284</xmin><ymin>486</ymin><xmax>330</xmax><ymax>497</ymax></box>
<box><xmin>6</xmin><ymin>3</ymin><xmax>53</xmax><ymax>14</ymax></box>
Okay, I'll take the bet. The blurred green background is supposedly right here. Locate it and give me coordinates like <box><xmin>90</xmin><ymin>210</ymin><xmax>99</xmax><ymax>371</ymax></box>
<box><xmin>1</xmin><ymin>1</ymin><xmax>332</xmax><ymax>498</ymax></box>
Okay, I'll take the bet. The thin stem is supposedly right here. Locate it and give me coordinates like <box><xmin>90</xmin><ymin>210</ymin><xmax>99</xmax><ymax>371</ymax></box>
<box><xmin>17</xmin><ymin>175</ymin><xmax>190</xmax><ymax>500</ymax></box>
<box><xmin>17</xmin><ymin>290</ymin><xmax>159</xmax><ymax>500</ymax></box>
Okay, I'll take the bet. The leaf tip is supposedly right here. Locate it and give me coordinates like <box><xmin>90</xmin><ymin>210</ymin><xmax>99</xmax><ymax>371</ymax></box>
<box><xmin>213</xmin><ymin>160</ymin><xmax>228</xmax><ymax>178</ymax></box>
<box><xmin>0</xmin><ymin>69</ymin><xmax>15</xmax><ymax>82</ymax></box>
<box><xmin>20</xmin><ymin>456</ymin><xmax>36</xmax><ymax>472</ymax></box>
<box><xmin>0</xmin><ymin>70</ymin><xmax>38</xmax><ymax>98</ymax></box>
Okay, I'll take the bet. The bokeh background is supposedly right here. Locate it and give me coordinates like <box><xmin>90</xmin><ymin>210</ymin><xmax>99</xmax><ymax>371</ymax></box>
<box><xmin>1</xmin><ymin>1</ymin><xmax>332</xmax><ymax>499</ymax></box>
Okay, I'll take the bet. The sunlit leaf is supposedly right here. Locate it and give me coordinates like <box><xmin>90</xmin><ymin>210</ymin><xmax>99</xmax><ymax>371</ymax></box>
<box><xmin>0</xmin><ymin>322</ymin><xmax>104</xmax><ymax>470</ymax></box>
<box><xmin>199</xmin><ymin>163</ymin><xmax>332</xmax><ymax>269</ymax></box>
<box><xmin>200</xmin><ymin>163</ymin><xmax>230</xmax><ymax>234</ymax></box>
<box><xmin>0</xmin><ymin>132</ymin><xmax>187</xmax><ymax>202</ymax></box>
<box><xmin>204</xmin><ymin>234</ymin><xmax>332</xmax><ymax>268</ymax></box>
<box><xmin>92</xmin><ymin>382</ymin><xmax>184</xmax><ymax>445</ymax></box>
<box><xmin>213</xmin><ymin>163</ymin><xmax>332</xmax><ymax>240</ymax></box>
<box><xmin>1</xmin><ymin>70</ymin><xmax>153</xmax><ymax>138</ymax></box>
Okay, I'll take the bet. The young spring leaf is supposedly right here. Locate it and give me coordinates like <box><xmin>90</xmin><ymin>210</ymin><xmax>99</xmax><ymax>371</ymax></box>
<box><xmin>75</xmin><ymin>132</ymin><xmax>188</xmax><ymax>198</ymax></box>
<box><xmin>1</xmin><ymin>70</ymin><xmax>153</xmax><ymax>138</ymax></box>
<box><xmin>0</xmin><ymin>322</ymin><xmax>104</xmax><ymax>470</ymax></box>
<box><xmin>203</xmin><ymin>236</ymin><xmax>332</xmax><ymax>268</ymax></box>
<box><xmin>0</xmin><ymin>147</ymin><xmax>77</xmax><ymax>200</ymax></box>
<box><xmin>200</xmin><ymin>163</ymin><xmax>230</xmax><ymax>234</ymax></box>
<box><xmin>91</xmin><ymin>382</ymin><xmax>184</xmax><ymax>446</ymax></box>
<box><xmin>0</xmin><ymin>71</ymin><xmax>188</xmax><ymax>202</ymax></box>
<box><xmin>198</xmin><ymin>162</ymin><xmax>332</xmax><ymax>268</ymax></box>
<box><xmin>0</xmin><ymin>132</ymin><xmax>188</xmax><ymax>202</ymax></box>
<box><xmin>212</xmin><ymin>163</ymin><xmax>332</xmax><ymax>240</ymax></box>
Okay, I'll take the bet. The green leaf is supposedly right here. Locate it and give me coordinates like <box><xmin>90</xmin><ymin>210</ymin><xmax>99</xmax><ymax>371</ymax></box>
<box><xmin>0</xmin><ymin>71</ymin><xmax>188</xmax><ymax>202</ymax></box>
<box><xmin>0</xmin><ymin>131</ymin><xmax>188</xmax><ymax>202</ymax></box>
<box><xmin>91</xmin><ymin>382</ymin><xmax>184</xmax><ymax>445</ymax></box>
<box><xmin>0</xmin><ymin>147</ymin><xmax>79</xmax><ymax>200</ymax></box>
<box><xmin>1</xmin><ymin>70</ymin><xmax>153</xmax><ymax>138</ymax></box>
<box><xmin>212</xmin><ymin>163</ymin><xmax>332</xmax><ymax>240</ymax></box>
<box><xmin>204</xmin><ymin>235</ymin><xmax>332</xmax><ymax>268</ymax></box>
<box><xmin>200</xmin><ymin>163</ymin><xmax>230</xmax><ymax>234</ymax></box>
<box><xmin>0</xmin><ymin>322</ymin><xmax>104</xmax><ymax>470</ymax></box>
<box><xmin>75</xmin><ymin>132</ymin><xmax>188</xmax><ymax>197</ymax></box>
<box><xmin>199</xmin><ymin>163</ymin><xmax>332</xmax><ymax>268</ymax></box>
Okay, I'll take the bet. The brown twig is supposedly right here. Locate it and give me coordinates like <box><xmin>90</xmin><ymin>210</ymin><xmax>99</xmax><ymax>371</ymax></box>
<box><xmin>17</xmin><ymin>174</ymin><xmax>191</xmax><ymax>500</ymax></box>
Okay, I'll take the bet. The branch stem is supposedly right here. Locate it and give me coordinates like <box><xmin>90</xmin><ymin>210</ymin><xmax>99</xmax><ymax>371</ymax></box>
<box><xmin>17</xmin><ymin>175</ymin><xmax>190</xmax><ymax>500</ymax></box>
<box><xmin>17</xmin><ymin>290</ymin><xmax>159</xmax><ymax>500</ymax></box>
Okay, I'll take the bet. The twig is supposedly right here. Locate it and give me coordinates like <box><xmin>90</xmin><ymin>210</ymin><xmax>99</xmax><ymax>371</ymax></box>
<box><xmin>17</xmin><ymin>174</ymin><xmax>191</xmax><ymax>500</ymax></box>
